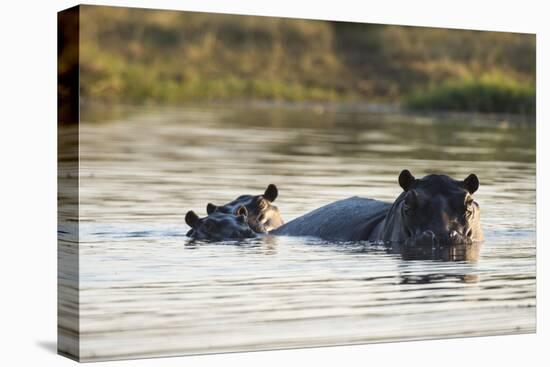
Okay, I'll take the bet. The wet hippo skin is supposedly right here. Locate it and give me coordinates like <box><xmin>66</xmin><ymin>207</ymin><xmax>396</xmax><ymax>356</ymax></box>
<box><xmin>272</xmin><ymin>170</ymin><xmax>483</xmax><ymax>246</ymax></box>
<box><xmin>271</xmin><ymin>197</ymin><xmax>390</xmax><ymax>241</ymax></box>
<box><xmin>206</xmin><ymin>184</ymin><xmax>284</xmax><ymax>233</ymax></box>
<box><xmin>185</xmin><ymin>205</ymin><xmax>257</xmax><ymax>241</ymax></box>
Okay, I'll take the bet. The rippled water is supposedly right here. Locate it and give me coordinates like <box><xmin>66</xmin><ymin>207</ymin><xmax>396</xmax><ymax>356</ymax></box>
<box><xmin>66</xmin><ymin>103</ymin><xmax>535</xmax><ymax>361</ymax></box>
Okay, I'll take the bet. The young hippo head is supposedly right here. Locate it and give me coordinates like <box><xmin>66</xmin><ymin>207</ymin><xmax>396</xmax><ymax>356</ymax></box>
<box><xmin>394</xmin><ymin>169</ymin><xmax>482</xmax><ymax>247</ymax></box>
<box><xmin>205</xmin><ymin>184</ymin><xmax>284</xmax><ymax>233</ymax></box>
<box><xmin>185</xmin><ymin>206</ymin><xmax>257</xmax><ymax>241</ymax></box>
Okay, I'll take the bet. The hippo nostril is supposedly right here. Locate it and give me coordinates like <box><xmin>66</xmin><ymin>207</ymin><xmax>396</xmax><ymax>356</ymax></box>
<box><xmin>421</xmin><ymin>230</ymin><xmax>436</xmax><ymax>246</ymax></box>
<box><xmin>423</xmin><ymin>230</ymin><xmax>435</xmax><ymax>238</ymax></box>
<box><xmin>450</xmin><ymin>230</ymin><xmax>459</xmax><ymax>239</ymax></box>
<box><xmin>466</xmin><ymin>228</ymin><xmax>473</xmax><ymax>238</ymax></box>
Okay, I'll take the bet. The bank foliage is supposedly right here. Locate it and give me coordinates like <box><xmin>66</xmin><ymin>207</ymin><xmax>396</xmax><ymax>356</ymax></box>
<box><xmin>78</xmin><ymin>5</ymin><xmax>535</xmax><ymax>114</ymax></box>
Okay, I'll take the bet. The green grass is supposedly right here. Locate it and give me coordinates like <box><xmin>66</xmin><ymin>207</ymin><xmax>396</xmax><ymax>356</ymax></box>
<box><xmin>405</xmin><ymin>74</ymin><xmax>535</xmax><ymax>115</ymax></box>
<box><xmin>74</xmin><ymin>5</ymin><xmax>536</xmax><ymax>114</ymax></box>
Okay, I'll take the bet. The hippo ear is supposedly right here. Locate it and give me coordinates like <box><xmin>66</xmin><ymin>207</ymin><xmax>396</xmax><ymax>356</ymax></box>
<box><xmin>264</xmin><ymin>184</ymin><xmax>278</xmax><ymax>202</ymax></box>
<box><xmin>206</xmin><ymin>203</ymin><xmax>218</xmax><ymax>215</ymax></box>
<box><xmin>463</xmin><ymin>174</ymin><xmax>479</xmax><ymax>194</ymax></box>
<box><xmin>185</xmin><ymin>210</ymin><xmax>200</xmax><ymax>228</ymax></box>
<box><xmin>398</xmin><ymin>169</ymin><xmax>416</xmax><ymax>191</ymax></box>
<box><xmin>236</xmin><ymin>205</ymin><xmax>248</xmax><ymax>217</ymax></box>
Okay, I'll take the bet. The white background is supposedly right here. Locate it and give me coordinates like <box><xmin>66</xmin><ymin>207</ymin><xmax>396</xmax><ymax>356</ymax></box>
<box><xmin>0</xmin><ymin>0</ymin><xmax>547</xmax><ymax>365</ymax></box>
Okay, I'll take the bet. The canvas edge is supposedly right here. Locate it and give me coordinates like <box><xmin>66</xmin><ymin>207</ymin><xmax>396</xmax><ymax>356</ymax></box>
<box><xmin>57</xmin><ymin>4</ymin><xmax>81</xmax><ymax>362</ymax></box>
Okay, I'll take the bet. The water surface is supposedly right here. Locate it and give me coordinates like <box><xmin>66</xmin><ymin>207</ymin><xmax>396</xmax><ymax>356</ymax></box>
<box><xmin>65</xmin><ymin>104</ymin><xmax>535</xmax><ymax>361</ymax></box>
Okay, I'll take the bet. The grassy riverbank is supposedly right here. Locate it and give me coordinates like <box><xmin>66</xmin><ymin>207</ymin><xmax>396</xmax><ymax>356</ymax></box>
<box><xmin>77</xmin><ymin>5</ymin><xmax>535</xmax><ymax>114</ymax></box>
<box><xmin>405</xmin><ymin>73</ymin><xmax>536</xmax><ymax>114</ymax></box>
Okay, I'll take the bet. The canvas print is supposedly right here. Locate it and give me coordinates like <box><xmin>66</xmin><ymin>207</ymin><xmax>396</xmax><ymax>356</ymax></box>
<box><xmin>58</xmin><ymin>5</ymin><xmax>536</xmax><ymax>362</ymax></box>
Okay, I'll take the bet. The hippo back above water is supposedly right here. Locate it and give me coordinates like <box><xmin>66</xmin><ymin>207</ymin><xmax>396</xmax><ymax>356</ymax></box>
<box><xmin>270</xmin><ymin>197</ymin><xmax>391</xmax><ymax>241</ymax></box>
<box><xmin>272</xmin><ymin>170</ymin><xmax>483</xmax><ymax>246</ymax></box>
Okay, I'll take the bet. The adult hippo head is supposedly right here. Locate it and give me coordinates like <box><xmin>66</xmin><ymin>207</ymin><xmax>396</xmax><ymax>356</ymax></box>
<box><xmin>185</xmin><ymin>206</ymin><xmax>257</xmax><ymax>241</ymax></box>
<box><xmin>206</xmin><ymin>184</ymin><xmax>284</xmax><ymax>233</ymax></box>
<box><xmin>378</xmin><ymin>170</ymin><xmax>483</xmax><ymax>247</ymax></box>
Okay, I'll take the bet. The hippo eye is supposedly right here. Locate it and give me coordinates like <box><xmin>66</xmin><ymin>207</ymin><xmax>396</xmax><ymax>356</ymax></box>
<box><xmin>258</xmin><ymin>199</ymin><xmax>267</xmax><ymax>209</ymax></box>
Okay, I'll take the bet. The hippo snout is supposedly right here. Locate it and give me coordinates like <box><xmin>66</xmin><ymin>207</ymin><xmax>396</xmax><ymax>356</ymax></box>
<box><xmin>408</xmin><ymin>230</ymin><xmax>472</xmax><ymax>247</ymax></box>
<box><xmin>249</xmin><ymin>221</ymin><xmax>268</xmax><ymax>234</ymax></box>
<box><xmin>242</xmin><ymin>228</ymin><xmax>258</xmax><ymax>238</ymax></box>
<box><xmin>414</xmin><ymin>230</ymin><xmax>437</xmax><ymax>246</ymax></box>
<box><xmin>446</xmin><ymin>230</ymin><xmax>472</xmax><ymax>245</ymax></box>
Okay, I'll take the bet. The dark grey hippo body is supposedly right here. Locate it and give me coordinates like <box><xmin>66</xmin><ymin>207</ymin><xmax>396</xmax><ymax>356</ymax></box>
<box><xmin>273</xmin><ymin>170</ymin><xmax>483</xmax><ymax>247</ymax></box>
<box><xmin>271</xmin><ymin>197</ymin><xmax>391</xmax><ymax>241</ymax></box>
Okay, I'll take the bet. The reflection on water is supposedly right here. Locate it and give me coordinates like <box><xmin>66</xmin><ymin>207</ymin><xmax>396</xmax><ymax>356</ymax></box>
<box><xmin>63</xmin><ymin>103</ymin><xmax>535</xmax><ymax>361</ymax></box>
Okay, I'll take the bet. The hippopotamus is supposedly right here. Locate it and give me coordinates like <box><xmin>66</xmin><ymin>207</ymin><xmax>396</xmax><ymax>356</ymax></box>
<box><xmin>185</xmin><ymin>205</ymin><xmax>257</xmax><ymax>241</ymax></box>
<box><xmin>272</xmin><ymin>170</ymin><xmax>482</xmax><ymax>247</ymax></box>
<box><xmin>205</xmin><ymin>184</ymin><xmax>284</xmax><ymax>233</ymax></box>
